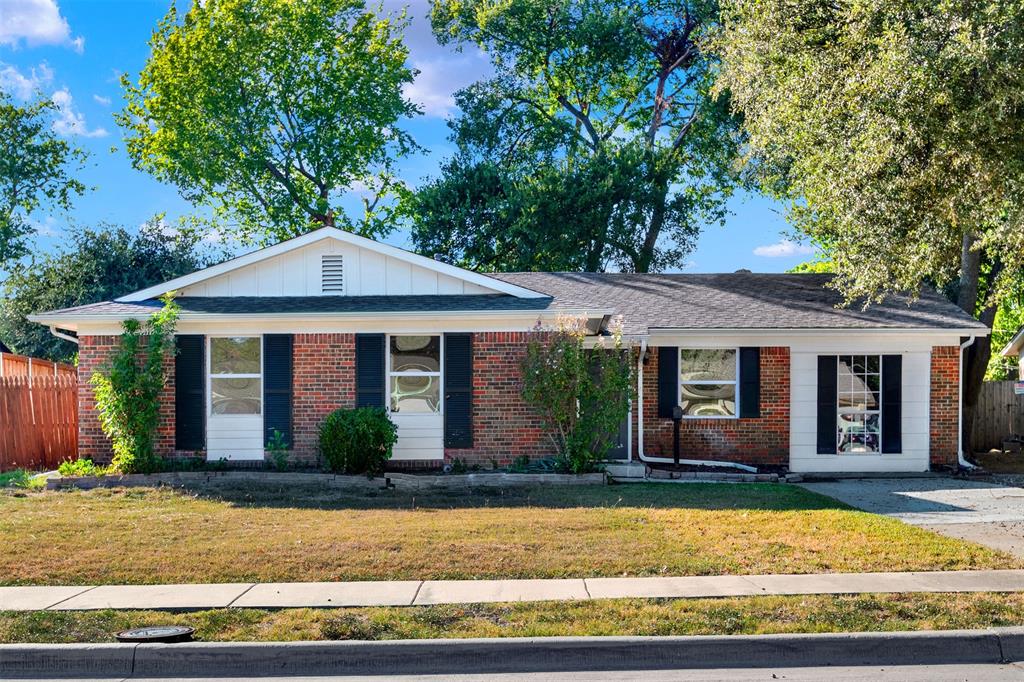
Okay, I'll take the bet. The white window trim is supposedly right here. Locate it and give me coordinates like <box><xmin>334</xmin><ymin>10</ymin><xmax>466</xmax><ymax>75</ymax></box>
<box><xmin>678</xmin><ymin>347</ymin><xmax>740</xmax><ymax>420</ymax></box>
<box><xmin>208</xmin><ymin>335</ymin><xmax>263</xmax><ymax>418</ymax></box>
<box><xmin>387</xmin><ymin>334</ymin><xmax>444</xmax><ymax>416</ymax></box>
<box><xmin>834</xmin><ymin>353</ymin><xmax>882</xmax><ymax>455</ymax></box>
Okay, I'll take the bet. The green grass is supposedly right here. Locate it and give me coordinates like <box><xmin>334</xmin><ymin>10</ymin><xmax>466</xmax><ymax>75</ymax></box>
<box><xmin>0</xmin><ymin>470</ymin><xmax>45</xmax><ymax>490</ymax></box>
<box><xmin>4</xmin><ymin>593</ymin><xmax>1024</xmax><ymax>642</ymax></box>
<box><xmin>0</xmin><ymin>482</ymin><xmax>1016</xmax><ymax>585</ymax></box>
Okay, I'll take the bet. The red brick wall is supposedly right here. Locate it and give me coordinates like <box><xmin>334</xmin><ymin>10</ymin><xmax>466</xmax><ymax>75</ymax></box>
<box><xmin>444</xmin><ymin>332</ymin><xmax>553</xmax><ymax>466</ymax></box>
<box><xmin>930</xmin><ymin>345</ymin><xmax>960</xmax><ymax>469</ymax></box>
<box><xmin>637</xmin><ymin>346</ymin><xmax>790</xmax><ymax>469</ymax></box>
<box><xmin>291</xmin><ymin>333</ymin><xmax>356</xmax><ymax>465</ymax></box>
<box><xmin>77</xmin><ymin>335</ymin><xmax>178</xmax><ymax>464</ymax></box>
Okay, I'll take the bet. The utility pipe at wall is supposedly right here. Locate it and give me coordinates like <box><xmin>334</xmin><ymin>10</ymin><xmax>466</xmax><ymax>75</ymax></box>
<box><xmin>635</xmin><ymin>339</ymin><xmax>758</xmax><ymax>473</ymax></box>
<box><xmin>958</xmin><ymin>335</ymin><xmax>978</xmax><ymax>469</ymax></box>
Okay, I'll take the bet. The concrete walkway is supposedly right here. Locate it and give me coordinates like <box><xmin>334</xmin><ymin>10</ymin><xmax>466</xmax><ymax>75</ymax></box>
<box><xmin>800</xmin><ymin>477</ymin><xmax>1024</xmax><ymax>557</ymax></box>
<box><xmin>4</xmin><ymin>570</ymin><xmax>1024</xmax><ymax>612</ymax></box>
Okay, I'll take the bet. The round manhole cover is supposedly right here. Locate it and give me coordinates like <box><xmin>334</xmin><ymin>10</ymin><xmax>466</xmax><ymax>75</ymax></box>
<box><xmin>115</xmin><ymin>626</ymin><xmax>195</xmax><ymax>643</ymax></box>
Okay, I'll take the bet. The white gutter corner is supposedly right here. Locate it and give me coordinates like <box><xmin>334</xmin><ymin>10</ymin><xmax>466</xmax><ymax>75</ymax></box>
<box><xmin>49</xmin><ymin>326</ymin><xmax>79</xmax><ymax>345</ymax></box>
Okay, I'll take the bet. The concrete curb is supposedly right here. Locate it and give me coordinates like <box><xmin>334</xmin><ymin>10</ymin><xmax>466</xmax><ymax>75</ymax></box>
<box><xmin>2</xmin><ymin>628</ymin><xmax>1023</xmax><ymax>678</ymax></box>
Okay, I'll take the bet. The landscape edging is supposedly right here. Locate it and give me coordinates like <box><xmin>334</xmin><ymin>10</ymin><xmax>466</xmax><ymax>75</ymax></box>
<box><xmin>44</xmin><ymin>470</ymin><xmax>607</xmax><ymax>491</ymax></box>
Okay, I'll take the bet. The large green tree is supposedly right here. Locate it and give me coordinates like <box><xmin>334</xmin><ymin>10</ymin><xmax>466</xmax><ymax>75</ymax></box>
<box><xmin>411</xmin><ymin>0</ymin><xmax>740</xmax><ymax>273</ymax></box>
<box><xmin>0</xmin><ymin>221</ymin><xmax>213</xmax><ymax>362</ymax></box>
<box><xmin>0</xmin><ymin>93</ymin><xmax>87</xmax><ymax>265</ymax></box>
<box><xmin>715</xmin><ymin>0</ymin><xmax>1024</xmax><ymax>454</ymax></box>
<box><xmin>120</xmin><ymin>0</ymin><xmax>419</xmax><ymax>245</ymax></box>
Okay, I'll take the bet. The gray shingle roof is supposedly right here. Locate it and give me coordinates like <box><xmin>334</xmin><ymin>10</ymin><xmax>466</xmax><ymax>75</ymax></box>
<box><xmin>34</xmin><ymin>273</ymin><xmax>985</xmax><ymax>335</ymax></box>
<box><xmin>37</xmin><ymin>295</ymin><xmax>561</xmax><ymax>317</ymax></box>
<box><xmin>490</xmin><ymin>272</ymin><xmax>986</xmax><ymax>334</ymax></box>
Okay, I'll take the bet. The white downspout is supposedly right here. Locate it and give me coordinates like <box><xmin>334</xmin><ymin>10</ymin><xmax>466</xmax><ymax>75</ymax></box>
<box><xmin>49</xmin><ymin>326</ymin><xmax>79</xmax><ymax>345</ymax></box>
<box><xmin>635</xmin><ymin>339</ymin><xmax>758</xmax><ymax>473</ymax></box>
<box><xmin>958</xmin><ymin>335</ymin><xmax>978</xmax><ymax>469</ymax></box>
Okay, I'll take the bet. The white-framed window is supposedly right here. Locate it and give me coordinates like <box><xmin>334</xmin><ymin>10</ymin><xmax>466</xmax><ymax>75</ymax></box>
<box><xmin>389</xmin><ymin>335</ymin><xmax>442</xmax><ymax>414</ymax></box>
<box><xmin>679</xmin><ymin>348</ymin><xmax>738</xmax><ymax>418</ymax></box>
<box><xmin>836</xmin><ymin>354</ymin><xmax>881</xmax><ymax>454</ymax></box>
<box><xmin>209</xmin><ymin>336</ymin><xmax>262</xmax><ymax>416</ymax></box>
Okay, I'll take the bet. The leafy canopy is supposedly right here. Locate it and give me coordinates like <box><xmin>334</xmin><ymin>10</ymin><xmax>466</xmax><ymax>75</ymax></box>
<box><xmin>714</xmin><ymin>0</ymin><xmax>1024</xmax><ymax>305</ymax></box>
<box><xmin>0</xmin><ymin>220</ymin><xmax>213</xmax><ymax>362</ymax></box>
<box><xmin>120</xmin><ymin>0</ymin><xmax>419</xmax><ymax>245</ymax></box>
<box><xmin>0</xmin><ymin>93</ymin><xmax>87</xmax><ymax>265</ymax></box>
<box><xmin>412</xmin><ymin>0</ymin><xmax>740</xmax><ymax>273</ymax></box>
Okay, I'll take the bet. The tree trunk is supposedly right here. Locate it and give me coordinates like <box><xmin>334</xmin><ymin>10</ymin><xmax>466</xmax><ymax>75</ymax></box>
<box><xmin>956</xmin><ymin>232</ymin><xmax>1000</xmax><ymax>461</ymax></box>
<box><xmin>635</xmin><ymin>173</ymin><xmax>672</xmax><ymax>273</ymax></box>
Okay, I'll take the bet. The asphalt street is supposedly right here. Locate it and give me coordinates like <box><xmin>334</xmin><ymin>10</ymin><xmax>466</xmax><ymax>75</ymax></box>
<box><xmin>26</xmin><ymin>664</ymin><xmax>1024</xmax><ymax>681</ymax></box>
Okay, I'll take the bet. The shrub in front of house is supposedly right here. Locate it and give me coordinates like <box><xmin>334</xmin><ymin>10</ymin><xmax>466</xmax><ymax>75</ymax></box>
<box><xmin>319</xmin><ymin>407</ymin><xmax>398</xmax><ymax>475</ymax></box>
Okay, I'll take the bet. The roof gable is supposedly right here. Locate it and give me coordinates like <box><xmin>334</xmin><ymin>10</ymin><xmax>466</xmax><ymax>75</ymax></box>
<box><xmin>117</xmin><ymin>227</ymin><xmax>546</xmax><ymax>302</ymax></box>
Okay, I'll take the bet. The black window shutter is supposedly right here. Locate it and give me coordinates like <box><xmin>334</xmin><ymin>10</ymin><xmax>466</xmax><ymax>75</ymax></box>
<box><xmin>263</xmin><ymin>334</ymin><xmax>293</xmax><ymax>448</ymax></box>
<box><xmin>816</xmin><ymin>355</ymin><xmax>838</xmax><ymax>454</ymax></box>
<box><xmin>657</xmin><ymin>346</ymin><xmax>678</xmax><ymax>418</ymax></box>
<box><xmin>739</xmin><ymin>347</ymin><xmax>761</xmax><ymax>419</ymax></box>
<box><xmin>881</xmin><ymin>354</ymin><xmax>902</xmax><ymax>453</ymax></box>
<box><xmin>174</xmin><ymin>335</ymin><xmax>205</xmax><ymax>451</ymax></box>
<box><xmin>355</xmin><ymin>333</ymin><xmax>386</xmax><ymax>408</ymax></box>
<box><xmin>444</xmin><ymin>333</ymin><xmax>473</xmax><ymax>448</ymax></box>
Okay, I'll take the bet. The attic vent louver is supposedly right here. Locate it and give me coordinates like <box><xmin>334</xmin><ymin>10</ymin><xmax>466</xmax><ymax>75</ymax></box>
<box><xmin>321</xmin><ymin>255</ymin><xmax>345</xmax><ymax>294</ymax></box>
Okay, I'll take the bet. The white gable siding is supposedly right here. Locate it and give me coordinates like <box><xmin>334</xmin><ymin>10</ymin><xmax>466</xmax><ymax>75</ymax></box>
<box><xmin>179</xmin><ymin>239</ymin><xmax>502</xmax><ymax>297</ymax></box>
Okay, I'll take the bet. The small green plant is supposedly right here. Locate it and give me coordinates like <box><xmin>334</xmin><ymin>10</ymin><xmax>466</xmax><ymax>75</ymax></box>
<box><xmin>0</xmin><ymin>469</ymin><xmax>45</xmax><ymax>489</ymax></box>
<box><xmin>509</xmin><ymin>455</ymin><xmax>531</xmax><ymax>473</ymax></box>
<box><xmin>266</xmin><ymin>429</ymin><xmax>290</xmax><ymax>471</ymax></box>
<box><xmin>449</xmin><ymin>457</ymin><xmax>468</xmax><ymax>474</ymax></box>
<box><xmin>57</xmin><ymin>458</ymin><xmax>104</xmax><ymax>477</ymax></box>
<box><xmin>319</xmin><ymin>407</ymin><xmax>398</xmax><ymax>475</ymax></box>
<box><xmin>90</xmin><ymin>294</ymin><xmax>179</xmax><ymax>474</ymax></box>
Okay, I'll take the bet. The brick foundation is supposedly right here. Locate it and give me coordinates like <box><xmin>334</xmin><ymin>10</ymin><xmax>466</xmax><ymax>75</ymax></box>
<box><xmin>636</xmin><ymin>346</ymin><xmax>791</xmax><ymax>469</ymax></box>
<box><xmin>930</xmin><ymin>345</ymin><xmax>960</xmax><ymax>469</ymax></box>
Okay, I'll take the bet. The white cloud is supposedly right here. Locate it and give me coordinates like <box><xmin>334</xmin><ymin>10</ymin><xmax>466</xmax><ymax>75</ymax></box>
<box><xmin>92</xmin><ymin>94</ymin><xmax>111</xmax><ymax>106</ymax></box>
<box><xmin>752</xmin><ymin>239</ymin><xmax>816</xmax><ymax>258</ymax></box>
<box><xmin>0</xmin><ymin>0</ymin><xmax>84</xmax><ymax>51</ymax></box>
<box><xmin>50</xmin><ymin>88</ymin><xmax>107</xmax><ymax>138</ymax></box>
<box><xmin>403</xmin><ymin>55</ymin><xmax>488</xmax><ymax>118</ymax></box>
<box><xmin>0</xmin><ymin>62</ymin><xmax>53</xmax><ymax>99</ymax></box>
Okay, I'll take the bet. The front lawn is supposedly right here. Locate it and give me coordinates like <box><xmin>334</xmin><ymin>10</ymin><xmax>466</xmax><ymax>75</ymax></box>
<box><xmin>0</xmin><ymin>482</ymin><xmax>1016</xmax><ymax>585</ymax></box>
<box><xmin>4</xmin><ymin>593</ymin><xmax>1024</xmax><ymax>642</ymax></box>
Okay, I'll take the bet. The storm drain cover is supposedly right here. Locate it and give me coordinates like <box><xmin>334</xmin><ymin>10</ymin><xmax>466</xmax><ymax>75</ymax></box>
<box><xmin>115</xmin><ymin>626</ymin><xmax>195</xmax><ymax>643</ymax></box>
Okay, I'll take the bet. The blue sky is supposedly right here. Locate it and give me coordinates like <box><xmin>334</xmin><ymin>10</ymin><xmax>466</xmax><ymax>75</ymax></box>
<box><xmin>0</xmin><ymin>0</ymin><xmax>815</xmax><ymax>273</ymax></box>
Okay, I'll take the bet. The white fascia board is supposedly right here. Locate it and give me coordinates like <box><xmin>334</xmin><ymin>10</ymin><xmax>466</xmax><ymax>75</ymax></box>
<box><xmin>117</xmin><ymin>227</ymin><xmax>547</xmax><ymax>302</ymax></box>
<box><xmin>646</xmin><ymin>327</ymin><xmax>989</xmax><ymax>337</ymax></box>
<box><xmin>1000</xmin><ymin>327</ymin><xmax>1024</xmax><ymax>357</ymax></box>
<box><xmin>28</xmin><ymin>307</ymin><xmax>613</xmax><ymax>331</ymax></box>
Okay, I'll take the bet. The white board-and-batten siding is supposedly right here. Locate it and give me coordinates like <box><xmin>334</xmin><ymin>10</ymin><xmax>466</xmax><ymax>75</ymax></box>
<box><xmin>179</xmin><ymin>240</ymin><xmax>496</xmax><ymax>297</ymax></box>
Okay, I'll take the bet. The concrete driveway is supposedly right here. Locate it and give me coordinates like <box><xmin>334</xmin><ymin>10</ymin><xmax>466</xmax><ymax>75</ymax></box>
<box><xmin>800</xmin><ymin>477</ymin><xmax>1024</xmax><ymax>557</ymax></box>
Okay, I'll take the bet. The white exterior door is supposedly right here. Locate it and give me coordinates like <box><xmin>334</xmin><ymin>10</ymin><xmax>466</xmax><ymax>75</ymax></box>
<box><xmin>387</xmin><ymin>334</ymin><xmax>444</xmax><ymax>460</ymax></box>
<box><xmin>206</xmin><ymin>336</ymin><xmax>264</xmax><ymax>461</ymax></box>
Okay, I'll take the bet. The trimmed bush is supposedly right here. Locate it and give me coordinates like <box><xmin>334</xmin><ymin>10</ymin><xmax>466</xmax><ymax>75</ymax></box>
<box><xmin>319</xmin><ymin>407</ymin><xmax>398</xmax><ymax>475</ymax></box>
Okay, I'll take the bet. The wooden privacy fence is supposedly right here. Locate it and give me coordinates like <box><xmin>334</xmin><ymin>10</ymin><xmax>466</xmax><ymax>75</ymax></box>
<box><xmin>0</xmin><ymin>351</ymin><xmax>76</xmax><ymax>378</ymax></box>
<box><xmin>0</xmin><ymin>374</ymin><xmax>79</xmax><ymax>471</ymax></box>
<box><xmin>973</xmin><ymin>380</ymin><xmax>1024</xmax><ymax>451</ymax></box>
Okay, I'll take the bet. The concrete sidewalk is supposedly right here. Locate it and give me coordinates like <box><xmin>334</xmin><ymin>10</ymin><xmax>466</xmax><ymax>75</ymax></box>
<box><xmin>4</xmin><ymin>569</ymin><xmax>1024</xmax><ymax>612</ymax></box>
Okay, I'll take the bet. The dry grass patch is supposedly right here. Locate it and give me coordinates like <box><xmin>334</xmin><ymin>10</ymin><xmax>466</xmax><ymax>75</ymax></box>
<box><xmin>0</xmin><ymin>482</ymin><xmax>1016</xmax><ymax>585</ymax></box>
<box><xmin>3</xmin><ymin>593</ymin><xmax>1024</xmax><ymax>643</ymax></box>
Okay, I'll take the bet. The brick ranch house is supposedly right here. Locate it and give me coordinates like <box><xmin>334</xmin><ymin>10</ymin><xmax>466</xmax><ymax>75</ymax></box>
<box><xmin>30</xmin><ymin>227</ymin><xmax>987</xmax><ymax>474</ymax></box>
